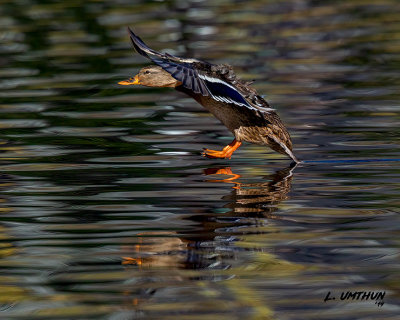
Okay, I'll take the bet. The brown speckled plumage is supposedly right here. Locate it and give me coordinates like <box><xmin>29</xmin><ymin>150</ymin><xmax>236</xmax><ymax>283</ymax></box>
<box><xmin>178</xmin><ymin>77</ymin><xmax>296</xmax><ymax>161</ymax></box>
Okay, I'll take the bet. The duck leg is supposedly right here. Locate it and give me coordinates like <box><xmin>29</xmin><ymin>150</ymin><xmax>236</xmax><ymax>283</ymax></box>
<box><xmin>202</xmin><ymin>139</ymin><xmax>242</xmax><ymax>159</ymax></box>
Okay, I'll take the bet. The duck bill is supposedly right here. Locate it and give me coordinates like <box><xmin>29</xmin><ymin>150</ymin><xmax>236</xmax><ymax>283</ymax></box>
<box><xmin>118</xmin><ymin>75</ymin><xmax>140</xmax><ymax>85</ymax></box>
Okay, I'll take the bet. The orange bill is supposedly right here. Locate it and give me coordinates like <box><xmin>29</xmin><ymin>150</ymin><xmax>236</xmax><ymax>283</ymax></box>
<box><xmin>118</xmin><ymin>75</ymin><xmax>140</xmax><ymax>85</ymax></box>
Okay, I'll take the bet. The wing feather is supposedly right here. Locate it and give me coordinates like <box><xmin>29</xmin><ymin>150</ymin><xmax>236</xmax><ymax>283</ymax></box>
<box><xmin>128</xmin><ymin>27</ymin><xmax>200</xmax><ymax>63</ymax></box>
<box><xmin>127</xmin><ymin>27</ymin><xmax>269</xmax><ymax>113</ymax></box>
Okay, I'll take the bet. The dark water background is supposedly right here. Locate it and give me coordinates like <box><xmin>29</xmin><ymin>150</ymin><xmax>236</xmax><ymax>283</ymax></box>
<box><xmin>1</xmin><ymin>0</ymin><xmax>400</xmax><ymax>319</ymax></box>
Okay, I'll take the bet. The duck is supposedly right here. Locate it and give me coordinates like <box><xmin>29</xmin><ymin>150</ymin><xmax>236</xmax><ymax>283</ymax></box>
<box><xmin>119</xmin><ymin>27</ymin><xmax>298</xmax><ymax>163</ymax></box>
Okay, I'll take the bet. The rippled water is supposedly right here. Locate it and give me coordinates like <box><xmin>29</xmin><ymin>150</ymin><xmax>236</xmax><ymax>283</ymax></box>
<box><xmin>1</xmin><ymin>0</ymin><xmax>400</xmax><ymax>319</ymax></box>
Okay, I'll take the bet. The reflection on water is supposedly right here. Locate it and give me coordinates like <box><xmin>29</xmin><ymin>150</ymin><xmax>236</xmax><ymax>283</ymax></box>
<box><xmin>113</xmin><ymin>165</ymin><xmax>298</xmax><ymax>318</ymax></box>
<box><xmin>121</xmin><ymin>165</ymin><xmax>295</xmax><ymax>269</ymax></box>
<box><xmin>1</xmin><ymin>0</ymin><xmax>400</xmax><ymax>319</ymax></box>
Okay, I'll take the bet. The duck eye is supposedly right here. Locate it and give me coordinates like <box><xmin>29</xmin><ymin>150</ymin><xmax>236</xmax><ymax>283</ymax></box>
<box><xmin>144</xmin><ymin>70</ymin><xmax>150</xmax><ymax>74</ymax></box>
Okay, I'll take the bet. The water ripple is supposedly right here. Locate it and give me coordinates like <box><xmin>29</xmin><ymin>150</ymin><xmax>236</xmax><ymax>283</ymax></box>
<box><xmin>0</xmin><ymin>0</ymin><xmax>399</xmax><ymax>319</ymax></box>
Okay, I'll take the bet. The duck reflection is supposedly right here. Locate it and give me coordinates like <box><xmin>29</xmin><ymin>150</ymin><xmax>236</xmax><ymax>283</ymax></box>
<box><xmin>121</xmin><ymin>164</ymin><xmax>297</xmax><ymax>308</ymax></box>
<box><xmin>204</xmin><ymin>164</ymin><xmax>295</xmax><ymax>215</ymax></box>
<box><xmin>122</xmin><ymin>163</ymin><xmax>297</xmax><ymax>269</ymax></box>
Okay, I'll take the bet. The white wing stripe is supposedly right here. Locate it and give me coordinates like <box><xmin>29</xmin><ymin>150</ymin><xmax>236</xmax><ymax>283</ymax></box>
<box><xmin>198</xmin><ymin>74</ymin><xmax>256</xmax><ymax>109</ymax></box>
<box><xmin>198</xmin><ymin>74</ymin><xmax>274</xmax><ymax>112</ymax></box>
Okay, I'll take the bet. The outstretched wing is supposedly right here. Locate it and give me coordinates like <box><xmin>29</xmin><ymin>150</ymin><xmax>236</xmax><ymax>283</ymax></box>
<box><xmin>128</xmin><ymin>27</ymin><xmax>200</xmax><ymax>64</ymax></box>
<box><xmin>127</xmin><ymin>27</ymin><xmax>261</xmax><ymax>111</ymax></box>
<box><xmin>128</xmin><ymin>27</ymin><xmax>209</xmax><ymax>95</ymax></box>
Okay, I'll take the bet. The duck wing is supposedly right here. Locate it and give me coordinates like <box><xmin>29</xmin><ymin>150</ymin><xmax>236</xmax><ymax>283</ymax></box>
<box><xmin>128</xmin><ymin>27</ymin><xmax>200</xmax><ymax>64</ymax></box>
<box><xmin>128</xmin><ymin>27</ymin><xmax>210</xmax><ymax>95</ymax></box>
<box><xmin>128</xmin><ymin>27</ymin><xmax>263</xmax><ymax>112</ymax></box>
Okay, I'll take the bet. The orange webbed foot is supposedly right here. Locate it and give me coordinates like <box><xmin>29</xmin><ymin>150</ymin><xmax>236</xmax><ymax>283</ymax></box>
<box><xmin>202</xmin><ymin>139</ymin><xmax>242</xmax><ymax>159</ymax></box>
<box><xmin>202</xmin><ymin>148</ymin><xmax>232</xmax><ymax>159</ymax></box>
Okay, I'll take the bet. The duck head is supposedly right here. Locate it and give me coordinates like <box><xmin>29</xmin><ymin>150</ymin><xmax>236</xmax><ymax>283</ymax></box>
<box><xmin>118</xmin><ymin>66</ymin><xmax>182</xmax><ymax>88</ymax></box>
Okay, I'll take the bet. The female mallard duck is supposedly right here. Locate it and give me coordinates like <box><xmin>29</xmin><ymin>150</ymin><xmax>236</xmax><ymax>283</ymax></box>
<box><xmin>119</xmin><ymin>27</ymin><xmax>298</xmax><ymax>163</ymax></box>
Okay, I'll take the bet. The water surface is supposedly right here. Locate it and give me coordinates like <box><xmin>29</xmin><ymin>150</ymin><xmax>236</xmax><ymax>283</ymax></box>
<box><xmin>1</xmin><ymin>0</ymin><xmax>400</xmax><ymax>319</ymax></box>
